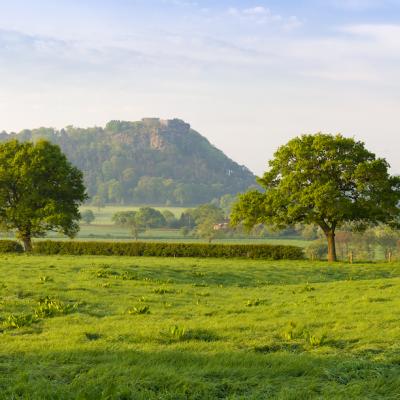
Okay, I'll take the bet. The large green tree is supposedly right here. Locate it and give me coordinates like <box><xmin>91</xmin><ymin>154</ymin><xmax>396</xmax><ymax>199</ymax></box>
<box><xmin>231</xmin><ymin>134</ymin><xmax>400</xmax><ymax>262</ymax></box>
<box><xmin>112</xmin><ymin>211</ymin><xmax>145</xmax><ymax>240</ymax></box>
<box><xmin>0</xmin><ymin>140</ymin><xmax>87</xmax><ymax>251</ymax></box>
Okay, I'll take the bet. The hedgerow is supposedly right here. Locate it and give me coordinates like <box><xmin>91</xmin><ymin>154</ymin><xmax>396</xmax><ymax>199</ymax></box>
<box><xmin>33</xmin><ymin>241</ymin><xmax>304</xmax><ymax>260</ymax></box>
<box><xmin>0</xmin><ymin>240</ymin><xmax>24</xmax><ymax>253</ymax></box>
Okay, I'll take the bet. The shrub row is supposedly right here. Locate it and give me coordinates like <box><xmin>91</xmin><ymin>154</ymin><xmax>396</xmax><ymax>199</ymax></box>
<box><xmin>33</xmin><ymin>240</ymin><xmax>304</xmax><ymax>260</ymax></box>
<box><xmin>0</xmin><ymin>240</ymin><xmax>24</xmax><ymax>253</ymax></box>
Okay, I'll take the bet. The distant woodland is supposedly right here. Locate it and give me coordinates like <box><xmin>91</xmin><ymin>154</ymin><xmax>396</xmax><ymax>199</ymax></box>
<box><xmin>0</xmin><ymin>118</ymin><xmax>256</xmax><ymax>205</ymax></box>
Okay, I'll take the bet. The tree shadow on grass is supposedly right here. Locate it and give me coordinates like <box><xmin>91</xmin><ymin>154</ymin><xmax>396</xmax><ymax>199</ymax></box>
<box><xmin>1</xmin><ymin>347</ymin><xmax>400</xmax><ymax>399</ymax></box>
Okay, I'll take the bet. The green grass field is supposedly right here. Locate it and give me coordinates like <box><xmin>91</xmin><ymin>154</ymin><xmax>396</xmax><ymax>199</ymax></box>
<box><xmin>75</xmin><ymin>206</ymin><xmax>309</xmax><ymax>247</ymax></box>
<box><xmin>1</xmin><ymin>255</ymin><xmax>400</xmax><ymax>399</ymax></box>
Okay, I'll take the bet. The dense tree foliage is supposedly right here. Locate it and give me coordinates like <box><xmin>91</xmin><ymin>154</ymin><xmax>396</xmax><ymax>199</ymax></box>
<box><xmin>0</xmin><ymin>119</ymin><xmax>255</xmax><ymax>205</ymax></box>
<box><xmin>0</xmin><ymin>140</ymin><xmax>87</xmax><ymax>250</ymax></box>
<box><xmin>232</xmin><ymin>134</ymin><xmax>400</xmax><ymax>261</ymax></box>
<box><xmin>112</xmin><ymin>207</ymin><xmax>166</xmax><ymax>239</ymax></box>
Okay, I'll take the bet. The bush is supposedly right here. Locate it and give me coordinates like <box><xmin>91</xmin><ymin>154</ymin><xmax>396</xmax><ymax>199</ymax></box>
<box><xmin>0</xmin><ymin>240</ymin><xmax>24</xmax><ymax>253</ymax></box>
<box><xmin>33</xmin><ymin>240</ymin><xmax>304</xmax><ymax>260</ymax></box>
<box><xmin>306</xmin><ymin>240</ymin><xmax>328</xmax><ymax>260</ymax></box>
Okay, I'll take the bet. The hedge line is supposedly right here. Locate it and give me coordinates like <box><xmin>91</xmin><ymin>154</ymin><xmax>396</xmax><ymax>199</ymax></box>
<box><xmin>33</xmin><ymin>240</ymin><xmax>304</xmax><ymax>260</ymax></box>
<box><xmin>0</xmin><ymin>240</ymin><xmax>24</xmax><ymax>253</ymax></box>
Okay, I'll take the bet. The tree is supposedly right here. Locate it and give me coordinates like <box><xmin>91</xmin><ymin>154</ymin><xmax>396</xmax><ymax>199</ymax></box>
<box><xmin>0</xmin><ymin>140</ymin><xmax>87</xmax><ymax>251</ymax></box>
<box><xmin>374</xmin><ymin>225</ymin><xmax>400</xmax><ymax>261</ymax></box>
<box><xmin>136</xmin><ymin>207</ymin><xmax>166</xmax><ymax>229</ymax></box>
<box><xmin>196</xmin><ymin>217</ymin><xmax>222</xmax><ymax>243</ymax></box>
<box><xmin>162</xmin><ymin>210</ymin><xmax>177</xmax><ymax>228</ymax></box>
<box><xmin>231</xmin><ymin>134</ymin><xmax>400</xmax><ymax>262</ymax></box>
<box><xmin>112</xmin><ymin>211</ymin><xmax>145</xmax><ymax>240</ymax></box>
<box><xmin>81</xmin><ymin>210</ymin><xmax>95</xmax><ymax>225</ymax></box>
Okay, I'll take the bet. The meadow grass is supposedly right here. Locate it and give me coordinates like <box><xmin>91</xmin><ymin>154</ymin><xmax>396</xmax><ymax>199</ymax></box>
<box><xmin>1</xmin><ymin>255</ymin><xmax>400</xmax><ymax>399</ymax></box>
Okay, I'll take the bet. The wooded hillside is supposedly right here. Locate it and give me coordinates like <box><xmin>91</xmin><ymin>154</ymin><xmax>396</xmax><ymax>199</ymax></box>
<box><xmin>0</xmin><ymin>118</ymin><xmax>256</xmax><ymax>205</ymax></box>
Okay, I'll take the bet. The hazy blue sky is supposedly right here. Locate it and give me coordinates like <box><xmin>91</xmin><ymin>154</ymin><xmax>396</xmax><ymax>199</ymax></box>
<box><xmin>1</xmin><ymin>0</ymin><xmax>400</xmax><ymax>174</ymax></box>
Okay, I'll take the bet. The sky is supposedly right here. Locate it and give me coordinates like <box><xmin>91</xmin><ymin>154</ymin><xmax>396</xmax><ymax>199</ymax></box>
<box><xmin>1</xmin><ymin>0</ymin><xmax>400</xmax><ymax>175</ymax></box>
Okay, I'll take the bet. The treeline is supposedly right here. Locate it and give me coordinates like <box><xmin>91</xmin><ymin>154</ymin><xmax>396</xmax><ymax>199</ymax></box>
<box><xmin>305</xmin><ymin>224</ymin><xmax>400</xmax><ymax>261</ymax></box>
<box><xmin>0</xmin><ymin>118</ymin><xmax>255</xmax><ymax>205</ymax></box>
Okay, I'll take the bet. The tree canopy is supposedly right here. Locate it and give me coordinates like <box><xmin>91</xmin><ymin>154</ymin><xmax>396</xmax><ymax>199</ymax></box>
<box><xmin>231</xmin><ymin>134</ymin><xmax>400</xmax><ymax>261</ymax></box>
<box><xmin>0</xmin><ymin>140</ymin><xmax>87</xmax><ymax>250</ymax></box>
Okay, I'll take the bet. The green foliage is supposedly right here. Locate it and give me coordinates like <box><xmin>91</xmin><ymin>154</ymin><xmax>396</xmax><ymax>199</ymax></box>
<box><xmin>0</xmin><ymin>139</ymin><xmax>87</xmax><ymax>250</ymax></box>
<box><xmin>39</xmin><ymin>275</ymin><xmax>53</xmax><ymax>283</ymax></box>
<box><xmin>0</xmin><ymin>240</ymin><xmax>23</xmax><ymax>253</ymax></box>
<box><xmin>166</xmin><ymin>325</ymin><xmax>187</xmax><ymax>341</ymax></box>
<box><xmin>3</xmin><ymin>313</ymin><xmax>38</xmax><ymax>329</ymax></box>
<box><xmin>232</xmin><ymin>134</ymin><xmax>400</xmax><ymax>261</ymax></box>
<box><xmin>81</xmin><ymin>209</ymin><xmax>95</xmax><ymax>224</ymax></box>
<box><xmin>112</xmin><ymin>207</ymin><xmax>166</xmax><ymax>239</ymax></box>
<box><xmin>33</xmin><ymin>240</ymin><xmax>305</xmax><ymax>259</ymax></box>
<box><xmin>0</xmin><ymin>119</ymin><xmax>255</xmax><ymax>205</ymax></box>
<box><xmin>306</xmin><ymin>240</ymin><xmax>328</xmax><ymax>260</ymax></box>
<box><xmin>34</xmin><ymin>296</ymin><xmax>78</xmax><ymax>318</ymax></box>
<box><xmin>3</xmin><ymin>255</ymin><xmax>400</xmax><ymax>397</ymax></box>
<box><xmin>136</xmin><ymin>207</ymin><xmax>166</xmax><ymax>228</ymax></box>
<box><xmin>112</xmin><ymin>210</ymin><xmax>145</xmax><ymax>240</ymax></box>
<box><xmin>127</xmin><ymin>305</ymin><xmax>150</xmax><ymax>315</ymax></box>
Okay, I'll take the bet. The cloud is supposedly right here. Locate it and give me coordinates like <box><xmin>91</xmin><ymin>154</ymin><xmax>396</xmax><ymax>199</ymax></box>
<box><xmin>243</xmin><ymin>6</ymin><xmax>268</xmax><ymax>15</ymax></box>
<box><xmin>329</xmin><ymin>0</ymin><xmax>388</xmax><ymax>9</ymax></box>
<box><xmin>226</xmin><ymin>5</ymin><xmax>301</xmax><ymax>29</ymax></box>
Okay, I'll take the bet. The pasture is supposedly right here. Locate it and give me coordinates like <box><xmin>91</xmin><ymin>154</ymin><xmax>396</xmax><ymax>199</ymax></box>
<box><xmin>1</xmin><ymin>255</ymin><xmax>400</xmax><ymax>399</ymax></box>
<box><xmin>74</xmin><ymin>206</ymin><xmax>309</xmax><ymax>246</ymax></box>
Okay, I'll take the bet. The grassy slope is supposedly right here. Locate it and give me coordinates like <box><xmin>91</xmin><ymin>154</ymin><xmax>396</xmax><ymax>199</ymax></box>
<box><xmin>1</xmin><ymin>256</ymin><xmax>400</xmax><ymax>399</ymax></box>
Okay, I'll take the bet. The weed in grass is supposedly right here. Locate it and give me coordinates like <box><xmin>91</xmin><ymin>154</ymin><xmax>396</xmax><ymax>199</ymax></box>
<box><xmin>166</xmin><ymin>325</ymin><xmax>186</xmax><ymax>341</ymax></box>
<box><xmin>101</xmin><ymin>283</ymin><xmax>111</xmax><ymax>288</ymax></box>
<box><xmin>192</xmin><ymin>282</ymin><xmax>208</xmax><ymax>287</ymax></box>
<box><xmin>192</xmin><ymin>271</ymin><xmax>206</xmax><ymax>278</ymax></box>
<box><xmin>96</xmin><ymin>269</ymin><xmax>119</xmax><ymax>278</ymax></box>
<box><xmin>153</xmin><ymin>288</ymin><xmax>176</xmax><ymax>295</ymax></box>
<box><xmin>301</xmin><ymin>283</ymin><xmax>315</xmax><ymax>292</ymax></box>
<box><xmin>121</xmin><ymin>272</ymin><xmax>138</xmax><ymax>280</ymax></box>
<box><xmin>282</xmin><ymin>321</ymin><xmax>301</xmax><ymax>341</ymax></box>
<box><xmin>34</xmin><ymin>296</ymin><xmax>78</xmax><ymax>318</ymax></box>
<box><xmin>39</xmin><ymin>276</ymin><xmax>53</xmax><ymax>283</ymax></box>
<box><xmin>303</xmin><ymin>330</ymin><xmax>328</xmax><ymax>347</ymax></box>
<box><xmin>163</xmin><ymin>325</ymin><xmax>218</xmax><ymax>342</ymax></box>
<box><xmin>3</xmin><ymin>313</ymin><xmax>38</xmax><ymax>329</ymax></box>
<box><xmin>246</xmin><ymin>299</ymin><xmax>261</xmax><ymax>307</ymax></box>
<box><xmin>127</xmin><ymin>305</ymin><xmax>150</xmax><ymax>315</ymax></box>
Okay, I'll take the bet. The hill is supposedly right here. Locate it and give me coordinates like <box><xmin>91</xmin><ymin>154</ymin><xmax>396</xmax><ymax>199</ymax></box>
<box><xmin>0</xmin><ymin>118</ymin><xmax>256</xmax><ymax>205</ymax></box>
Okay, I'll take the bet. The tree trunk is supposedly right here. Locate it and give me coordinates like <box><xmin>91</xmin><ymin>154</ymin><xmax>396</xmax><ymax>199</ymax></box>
<box><xmin>22</xmin><ymin>236</ymin><xmax>33</xmax><ymax>252</ymax></box>
<box><xmin>325</xmin><ymin>230</ymin><xmax>337</xmax><ymax>262</ymax></box>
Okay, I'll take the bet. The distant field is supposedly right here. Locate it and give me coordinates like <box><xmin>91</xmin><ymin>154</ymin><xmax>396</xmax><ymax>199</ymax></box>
<box><xmin>76</xmin><ymin>205</ymin><xmax>309</xmax><ymax>247</ymax></box>
<box><xmin>1</xmin><ymin>255</ymin><xmax>400</xmax><ymax>398</ymax></box>
<box><xmin>80</xmin><ymin>205</ymin><xmax>188</xmax><ymax>225</ymax></box>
